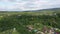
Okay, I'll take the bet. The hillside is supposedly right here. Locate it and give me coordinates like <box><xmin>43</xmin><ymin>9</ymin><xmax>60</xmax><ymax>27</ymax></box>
<box><xmin>0</xmin><ymin>8</ymin><xmax>60</xmax><ymax>34</ymax></box>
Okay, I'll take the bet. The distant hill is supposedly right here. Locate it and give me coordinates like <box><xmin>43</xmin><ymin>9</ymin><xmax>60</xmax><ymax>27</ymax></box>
<box><xmin>28</xmin><ymin>8</ymin><xmax>60</xmax><ymax>12</ymax></box>
<box><xmin>0</xmin><ymin>8</ymin><xmax>60</xmax><ymax>12</ymax></box>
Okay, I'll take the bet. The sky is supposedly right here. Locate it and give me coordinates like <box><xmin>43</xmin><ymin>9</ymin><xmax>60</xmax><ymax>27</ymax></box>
<box><xmin>0</xmin><ymin>0</ymin><xmax>60</xmax><ymax>11</ymax></box>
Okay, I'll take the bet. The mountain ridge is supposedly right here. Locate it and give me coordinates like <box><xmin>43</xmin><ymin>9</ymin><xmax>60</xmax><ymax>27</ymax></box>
<box><xmin>0</xmin><ymin>8</ymin><xmax>60</xmax><ymax>12</ymax></box>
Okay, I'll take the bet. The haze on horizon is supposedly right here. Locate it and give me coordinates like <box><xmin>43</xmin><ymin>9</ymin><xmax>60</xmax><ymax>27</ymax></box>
<box><xmin>0</xmin><ymin>0</ymin><xmax>60</xmax><ymax>11</ymax></box>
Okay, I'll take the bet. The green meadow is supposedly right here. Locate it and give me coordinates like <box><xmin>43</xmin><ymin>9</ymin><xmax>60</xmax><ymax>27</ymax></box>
<box><xmin>0</xmin><ymin>10</ymin><xmax>60</xmax><ymax>34</ymax></box>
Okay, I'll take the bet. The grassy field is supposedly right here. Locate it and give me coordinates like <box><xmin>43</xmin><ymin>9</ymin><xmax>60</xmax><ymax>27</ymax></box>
<box><xmin>0</xmin><ymin>11</ymin><xmax>60</xmax><ymax>34</ymax></box>
<box><xmin>0</xmin><ymin>29</ymin><xmax>19</xmax><ymax>34</ymax></box>
<box><xmin>0</xmin><ymin>11</ymin><xmax>55</xmax><ymax>16</ymax></box>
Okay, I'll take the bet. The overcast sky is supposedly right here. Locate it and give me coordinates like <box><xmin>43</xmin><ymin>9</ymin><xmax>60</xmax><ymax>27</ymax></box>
<box><xmin>0</xmin><ymin>0</ymin><xmax>60</xmax><ymax>11</ymax></box>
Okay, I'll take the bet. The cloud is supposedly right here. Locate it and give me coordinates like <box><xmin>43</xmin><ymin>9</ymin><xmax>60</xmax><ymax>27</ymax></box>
<box><xmin>0</xmin><ymin>0</ymin><xmax>60</xmax><ymax>11</ymax></box>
